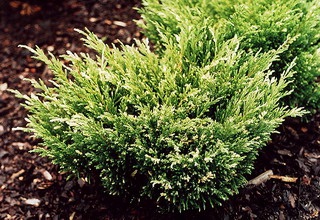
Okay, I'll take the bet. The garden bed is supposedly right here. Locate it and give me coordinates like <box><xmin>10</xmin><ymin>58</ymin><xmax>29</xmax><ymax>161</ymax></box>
<box><xmin>0</xmin><ymin>0</ymin><xmax>319</xmax><ymax>219</ymax></box>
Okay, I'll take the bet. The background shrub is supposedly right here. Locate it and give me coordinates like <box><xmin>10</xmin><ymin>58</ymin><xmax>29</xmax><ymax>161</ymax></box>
<box><xmin>13</xmin><ymin>29</ymin><xmax>304</xmax><ymax>211</ymax></box>
<box><xmin>139</xmin><ymin>0</ymin><xmax>320</xmax><ymax>110</ymax></box>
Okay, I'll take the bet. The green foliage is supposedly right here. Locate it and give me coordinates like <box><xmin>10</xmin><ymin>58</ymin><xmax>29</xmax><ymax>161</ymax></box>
<box><xmin>139</xmin><ymin>0</ymin><xmax>320</xmax><ymax>110</ymax></box>
<box><xmin>12</xmin><ymin>29</ymin><xmax>304</xmax><ymax>212</ymax></box>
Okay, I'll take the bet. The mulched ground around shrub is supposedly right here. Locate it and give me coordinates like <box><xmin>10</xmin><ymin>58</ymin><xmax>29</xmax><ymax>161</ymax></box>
<box><xmin>0</xmin><ymin>0</ymin><xmax>319</xmax><ymax>219</ymax></box>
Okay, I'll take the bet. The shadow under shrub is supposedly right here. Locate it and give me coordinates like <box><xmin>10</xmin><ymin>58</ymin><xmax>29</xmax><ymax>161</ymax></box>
<box><xmin>139</xmin><ymin>0</ymin><xmax>320</xmax><ymax>110</ymax></box>
<box><xmin>13</xmin><ymin>29</ymin><xmax>304</xmax><ymax>212</ymax></box>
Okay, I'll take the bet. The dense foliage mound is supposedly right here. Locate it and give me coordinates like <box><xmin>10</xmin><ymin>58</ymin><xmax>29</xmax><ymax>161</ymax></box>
<box><xmin>139</xmin><ymin>0</ymin><xmax>320</xmax><ymax>110</ymax></box>
<box><xmin>13</xmin><ymin>28</ymin><xmax>304</xmax><ymax>211</ymax></box>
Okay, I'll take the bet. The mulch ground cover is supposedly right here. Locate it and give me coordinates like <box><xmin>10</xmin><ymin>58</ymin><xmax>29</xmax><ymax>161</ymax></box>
<box><xmin>0</xmin><ymin>0</ymin><xmax>319</xmax><ymax>219</ymax></box>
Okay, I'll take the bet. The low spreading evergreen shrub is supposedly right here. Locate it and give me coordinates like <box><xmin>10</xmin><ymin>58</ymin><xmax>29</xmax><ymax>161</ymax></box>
<box><xmin>139</xmin><ymin>0</ymin><xmax>320</xmax><ymax>110</ymax></box>
<box><xmin>13</xmin><ymin>29</ymin><xmax>304</xmax><ymax>211</ymax></box>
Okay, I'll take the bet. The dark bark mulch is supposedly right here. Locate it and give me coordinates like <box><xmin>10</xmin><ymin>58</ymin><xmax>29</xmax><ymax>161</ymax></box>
<box><xmin>1</xmin><ymin>1</ymin><xmax>320</xmax><ymax>219</ymax></box>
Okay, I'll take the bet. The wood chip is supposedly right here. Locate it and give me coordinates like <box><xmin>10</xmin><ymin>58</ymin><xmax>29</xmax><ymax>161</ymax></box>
<box><xmin>77</xmin><ymin>178</ymin><xmax>86</xmax><ymax>188</ymax></box>
<box><xmin>270</xmin><ymin>175</ymin><xmax>298</xmax><ymax>183</ymax></box>
<box><xmin>0</xmin><ymin>83</ymin><xmax>8</xmax><ymax>91</ymax></box>
<box><xmin>104</xmin><ymin>19</ymin><xmax>112</xmax><ymax>25</ymax></box>
<box><xmin>23</xmin><ymin>198</ymin><xmax>41</xmax><ymax>207</ymax></box>
<box><xmin>89</xmin><ymin>17</ymin><xmax>98</xmax><ymax>23</ymax></box>
<box><xmin>0</xmin><ymin>149</ymin><xmax>9</xmax><ymax>159</ymax></box>
<box><xmin>285</xmin><ymin>126</ymin><xmax>299</xmax><ymax>140</ymax></box>
<box><xmin>40</xmin><ymin>169</ymin><xmax>53</xmax><ymax>181</ymax></box>
<box><xmin>304</xmin><ymin>152</ymin><xmax>320</xmax><ymax>159</ymax></box>
<box><xmin>277</xmin><ymin>149</ymin><xmax>293</xmax><ymax>157</ymax></box>
<box><xmin>9</xmin><ymin>1</ymin><xmax>22</xmax><ymax>8</ymax></box>
<box><xmin>11</xmin><ymin>142</ymin><xmax>26</xmax><ymax>150</ymax></box>
<box><xmin>247</xmin><ymin>170</ymin><xmax>273</xmax><ymax>186</ymax></box>
<box><xmin>279</xmin><ymin>211</ymin><xmax>285</xmax><ymax>220</ymax></box>
<box><xmin>69</xmin><ymin>212</ymin><xmax>76</xmax><ymax>220</ymax></box>
<box><xmin>288</xmin><ymin>191</ymin><xmax>296</xmax><ymax>208</ymax></box>
<box><xmin>272</xmin><ymin>158</ymin><xmax>286</xmax><ymax>165</ymax></box>
<box><xmin>311</xmin><ymin>210</ymin><xmax>319</xmax><ymax>218</ymax></box>
<box><xmin>10</xmin><ymin>169</ymin><xmax>25</xmax><ymax>181</ymax></box>
<box><xmin>6</xmin><ymin>197</ymin><xmax>20</xmax><ymax>206</ymax></box>
<box><xmin>0</xmin><ymin>124</ymin><xmax>5</xmax><ymax>135</ymax></box>
<box><xmin>301</xmin><ymin>175</ymin><xmax>311</xmax><ymax>185</ymax></box>
<box><xmin>47</xmin><ymin>45</ymin><xmax>55</xmax><ymax>52</ymax></box>
<box><xmin>113</xmin><ymin>21</ymin><xmax>127</xmax><ymax>27</ymax></box>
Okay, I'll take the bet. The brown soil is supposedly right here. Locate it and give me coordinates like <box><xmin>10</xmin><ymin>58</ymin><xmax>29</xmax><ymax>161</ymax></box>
<box><xmin>1</xmin><ymin>1</ymin><xmax>319</xmax><ymax>219</ymax></box>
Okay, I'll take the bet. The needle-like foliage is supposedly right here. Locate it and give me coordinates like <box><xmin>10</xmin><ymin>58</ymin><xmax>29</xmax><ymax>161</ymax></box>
<box><xmin>139</xmin><ymin>0</ymin><xmax>320</xmax><ymax>110</ymax></box>
<box><xmin>12</xmin><ymin>28</ymin><xmax>304</xmax><ymax>211</ymax></box>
